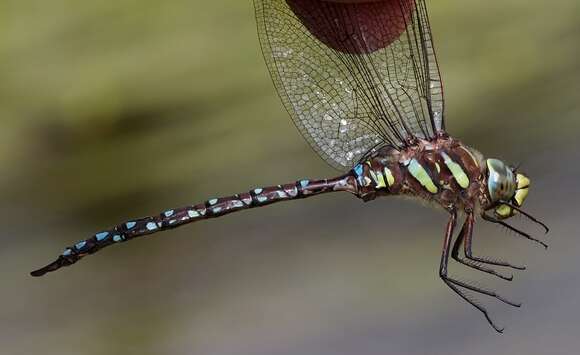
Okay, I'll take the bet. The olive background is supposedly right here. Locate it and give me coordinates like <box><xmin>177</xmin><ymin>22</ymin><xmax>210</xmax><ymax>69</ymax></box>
<box><xmin>1</xmin><ymin>1</ymin><xmax>579</xmax><ymax>354</ymax></box>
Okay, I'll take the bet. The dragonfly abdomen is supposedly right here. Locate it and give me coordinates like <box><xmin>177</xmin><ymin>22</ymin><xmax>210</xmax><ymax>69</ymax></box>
<box><xmin>31</xmin><ymin>175</ymin><xmax>359</xmax><ymax>277</ymax></box>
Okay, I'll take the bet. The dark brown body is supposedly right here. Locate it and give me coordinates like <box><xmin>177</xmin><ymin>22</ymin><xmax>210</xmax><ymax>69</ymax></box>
<box><xmin>31</xmin><ymin>0</ymin><xmax>550</xmax><ymax>334</ymax></box>
<box><xmin>355</xmin><ymin>135</ymin><xmax>486</xmax><ymax>213</ymax></box>
<box><xmin>31</xmin><ymin>135</ymin><xmax>485</xmax><ymax>277</ymax></box>
<box><xmin>31</xmin><ymin>134</ymin><xmax>547</xmax><ymax>333</ymax></box>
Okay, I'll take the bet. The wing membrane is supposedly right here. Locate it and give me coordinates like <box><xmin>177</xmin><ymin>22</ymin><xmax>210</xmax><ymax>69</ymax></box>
<box><xmin>255</xmin><ymin>0</ymin><xmax>444</xmax><ymax>170</ymax></box>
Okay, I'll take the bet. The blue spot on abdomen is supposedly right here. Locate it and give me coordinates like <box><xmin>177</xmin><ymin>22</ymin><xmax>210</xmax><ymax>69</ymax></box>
<box><xmin>95</xmin><ymin>232</ymin><xmax>109</xmax><ymax>241</ymax></box>
<box><xmin>125</xmin><ymin>221</ymin><xmax>137</xmax><ymax>229</ymax></box>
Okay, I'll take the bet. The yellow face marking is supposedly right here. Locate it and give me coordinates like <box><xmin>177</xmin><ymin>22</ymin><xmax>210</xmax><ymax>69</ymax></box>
<box><xmin>384</xmin><ymin>167</ymin><xmax>395</xmax><ymax>187</ymax></box>
<box><xmin>495</xmin><ymin>204</ymin><xmax>513</xmax><ymax>218</ymax></box>
<box><xmin>516</xmin><ymin>173</ymin><xmax>530</xmax><ymax>189</ymax></box>
<box><xmin>435</xmin><ymin>162</ymin><xmax>441</xmax><ymax>173</ymax></box>
<box><xmin>408</xmin><ymin>159</ymin><xmax>438</xmax><ymax>194</ymax></box>
<box><xmin>441</xmin><ymin>152</ymin><xmax>470</xmax><ymax>189</ymax></box>
<box><xmin>514</xmin><ymin>187</ymin><xmax>529</xmax><ymax>207</ymax></box>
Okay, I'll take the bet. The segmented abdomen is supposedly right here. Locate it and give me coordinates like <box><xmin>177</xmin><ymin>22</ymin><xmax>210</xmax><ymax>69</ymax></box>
<box><xmin>31</xmin><ymin>175</ymin><xmax>358</xmax><ymax>276</ymax></box>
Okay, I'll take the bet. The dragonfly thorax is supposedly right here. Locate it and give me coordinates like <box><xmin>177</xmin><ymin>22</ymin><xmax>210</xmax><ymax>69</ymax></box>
<box><xmin>351</xmin><ymin>137</ymin><xmax>488</xmax><ymax>213</ymax></box>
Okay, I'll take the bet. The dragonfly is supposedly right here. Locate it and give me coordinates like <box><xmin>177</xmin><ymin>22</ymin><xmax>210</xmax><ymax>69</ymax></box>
<box><xmin>32</xmin><ymin>0</ymin><xmax>549</xmax><ymax>332</ymax></box>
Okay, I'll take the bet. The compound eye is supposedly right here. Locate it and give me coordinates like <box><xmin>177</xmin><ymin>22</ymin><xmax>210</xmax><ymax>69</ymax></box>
<box><xmin>487</xmin><ymin>159</ymin><xmax>516</xmax><ymax>202</ymax></box>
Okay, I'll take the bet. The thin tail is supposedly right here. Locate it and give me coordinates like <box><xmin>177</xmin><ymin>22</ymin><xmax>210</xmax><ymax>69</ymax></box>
<box><xmin>31</xmin><ymin>173</ymin><xmax>359</xmax><ymax>276</ymax></box>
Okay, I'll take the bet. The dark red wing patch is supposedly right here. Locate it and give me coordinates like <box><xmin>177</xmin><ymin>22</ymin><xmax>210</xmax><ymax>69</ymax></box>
<box><xmin>286</xmin><ymin>0</ymin><xmax>415</xmax><ymax>54</ymax></box>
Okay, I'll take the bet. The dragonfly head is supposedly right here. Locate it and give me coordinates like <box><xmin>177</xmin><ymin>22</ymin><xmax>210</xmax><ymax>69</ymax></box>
<box><xmin>484</xmin><ymin>158</ymin><xmax>530</xmax><ymax>219</ymax></box>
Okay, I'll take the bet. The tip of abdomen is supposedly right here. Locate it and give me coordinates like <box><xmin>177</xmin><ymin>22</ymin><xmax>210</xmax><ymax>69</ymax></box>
<box><xmin>30</xmin><ymin>256</ymin><xmax>74</xmax><ymax>277</ymax></box>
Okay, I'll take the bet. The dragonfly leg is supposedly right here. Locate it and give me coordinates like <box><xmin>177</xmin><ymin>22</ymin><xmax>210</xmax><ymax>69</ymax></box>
<box><xmin>501</xmin><ymin>202</ymin><xmax>549</xmax><ymax>234</ymax></box>
<box><xmin>451</xmin><ymin>213</ymin><xmax>514</xmax><ymax>281</ymax></box>
<box><xmin>439</xmin><ymin>211</ymin><xmax>518</xmax><ymax>333</ymax></box>
<box><xmin>482</xmin><ymin>213</ymin><xmax>548</xmax><ymax>249</ymax></box>
<box><xmin>465</xmin><ymin>214</ymin><xmax>527</xmax><ymax>270</ymax></box>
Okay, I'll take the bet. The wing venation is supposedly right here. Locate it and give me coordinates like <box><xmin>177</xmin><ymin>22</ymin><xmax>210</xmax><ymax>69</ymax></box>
<box><xmin>255</xmin><ymin>0</ymin><xmax>445</xmax><ymax>170</ymax></box>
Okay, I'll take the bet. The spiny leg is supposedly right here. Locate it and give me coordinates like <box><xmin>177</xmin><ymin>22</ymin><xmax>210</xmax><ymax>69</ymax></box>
<box><xmin>451</xmin><ymin>214</ymin><xmax>514</xmax><ymax>281</ymax></box>
<box><xmin>440</xmin><ymin>212</ymin><xmax>503</xmax><ymax>332</ymax></box>
<box><xmin>503</xmin><ymin>202</ymin><xmax>549</xmax><ymax>234</ymax></box>
<box><xmin>465</xmin><ymin>213</ymin><xmax>527</xmax><ymax>270</ymax></box>
<box><xmin>443</xmin><ymin>280</ymin><xmax>504</xmax><ymax>333</ymax></box>
<box><xmin>439</xmin><ymin>211</ymin><xmax>519</xmax><ymax>333</ymax></box>
<box><xmin>482</xmin><ymin>213</ymin><xmax>548</xmax><ymax>249</ymax></box>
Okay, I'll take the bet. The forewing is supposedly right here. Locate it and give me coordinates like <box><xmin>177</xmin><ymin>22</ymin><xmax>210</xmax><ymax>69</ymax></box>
<box><xmin>254</xmin><ymin>0</ymin><xmax>444</xmax><ymax>170</ymax></box>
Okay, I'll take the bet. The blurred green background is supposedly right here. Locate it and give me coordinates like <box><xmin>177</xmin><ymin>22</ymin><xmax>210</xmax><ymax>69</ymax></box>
<box><xmin>1</xmin><ymin>0</ymin><xmax>580</xmax><ymax>354</ymax></box>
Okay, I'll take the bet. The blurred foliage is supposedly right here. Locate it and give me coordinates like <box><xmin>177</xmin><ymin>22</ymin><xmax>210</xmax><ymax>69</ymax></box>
<box><xmin>1</xmin><ymin>1</ymin><xmax>579</xmax><ymax>355</ymax></box>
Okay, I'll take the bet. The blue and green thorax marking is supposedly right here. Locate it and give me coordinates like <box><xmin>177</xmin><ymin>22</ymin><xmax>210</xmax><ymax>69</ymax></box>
<box><xmin>353</xmin><ymin>148</ymin><xmax>474</xmax><ymax>196</ymax></box>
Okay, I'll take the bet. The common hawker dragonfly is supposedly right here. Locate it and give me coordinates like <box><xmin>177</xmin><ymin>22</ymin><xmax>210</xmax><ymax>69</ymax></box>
<box><xmin>32</xmin><ymin>0</ymin><xmax>549</xmax><ymax>332</ymax></box>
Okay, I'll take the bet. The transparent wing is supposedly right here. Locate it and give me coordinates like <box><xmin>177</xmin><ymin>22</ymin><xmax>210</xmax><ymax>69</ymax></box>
<box><xmin>254</xmin><ymin>0</ymin><xmax>445</xmax><ymax>170</ymax></box>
